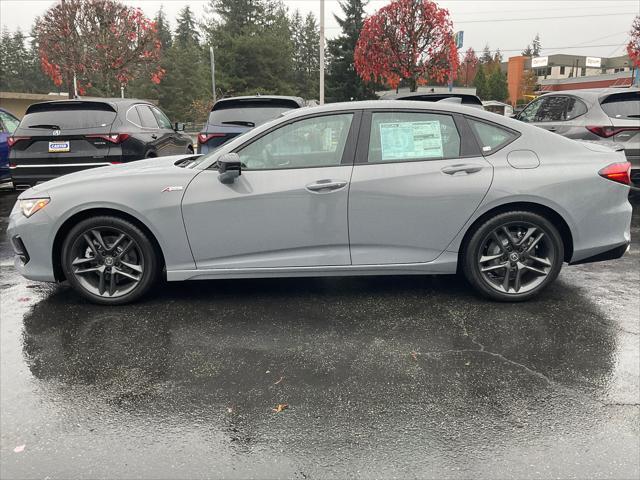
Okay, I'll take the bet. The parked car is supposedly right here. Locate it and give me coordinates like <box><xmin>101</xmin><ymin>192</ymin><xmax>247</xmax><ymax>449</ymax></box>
<box><xmin>0</xmin><ymin>108</ymin><xmax>20</xmax><ymax>185</ymax></box>
<box><xmin>8</xmin><ymin>98</ymin><xmax>193</xmax><ymax>189</ymax></box>
<box><xmin>198</xmin><ymin>95</ymin><xmax>305</xmax><ymax>154</ymax></box>
<box><xmin>381</xmin><ymin>91</ymin><xmax>485</xmax><ymax>109</ymax></box>
<box><xmin>515</xmin><ymin>88</ymin><xmax>640</xmax><ymax>185</ymax></box>
<box><xmin>8</xmin><ymin>100</ymin><xmax>632</xmax><ymax>305</ymax></box>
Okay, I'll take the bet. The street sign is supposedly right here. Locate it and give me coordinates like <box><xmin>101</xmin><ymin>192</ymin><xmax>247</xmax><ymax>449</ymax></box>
<box><xmin>454</xmin><ymin>31</ymin><xmax>464</xmax><ymax>49</ymax></box>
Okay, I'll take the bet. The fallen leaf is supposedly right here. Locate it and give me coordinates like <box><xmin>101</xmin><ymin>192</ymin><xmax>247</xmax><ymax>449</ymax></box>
<box><xmin>17</xmin><ymin>298</ymin><xmax>31</xmax><ymax>302</ymax></box>
<box><xmin>465</xmin><ymin>361</ymin><xmax>471</xmax><ymax>366</ymax></box>
<box><xmin>14</xmin><ymin>444</ymin><xmax>25</xmax><ymax>453</ymax></box>
<box><xmin>272</xmin><ymin>403</ymin><xmax>288</xmax><ymax>413</ymax></box>
<box><xmin>227</xmin><ymin>406</ymin><xmax>234</xmax><ymax>414</ymax></box>
<box><xmin>274</xmin><ymin>376</ymin><xmax>284</xmax><ymax>385</ymax></box>
<box><xmin>410</xmin><ymin>351</ymin><xmax>418</xmax><ymax>361</ymax></box>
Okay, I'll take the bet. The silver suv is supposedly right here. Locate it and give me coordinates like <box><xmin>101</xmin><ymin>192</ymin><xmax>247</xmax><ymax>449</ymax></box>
<box><xmin>516</xmin><ymin>88</ymin><xmax>640</xmax><ymax>185</ymax></box>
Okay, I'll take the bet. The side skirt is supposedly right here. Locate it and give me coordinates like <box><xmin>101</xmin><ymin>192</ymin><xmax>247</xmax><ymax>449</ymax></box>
<box><xmin>166</xmin><ymin>251</ymin><xmax>459</xmax><ymax>281</ymax></box>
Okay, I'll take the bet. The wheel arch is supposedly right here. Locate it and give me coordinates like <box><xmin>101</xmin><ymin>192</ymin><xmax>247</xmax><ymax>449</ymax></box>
<box><xmin>52</xmin><ymin>208</ymin><xmax>166</xmax><ymax>281</ymax></box>
<box><xmin>457</xmin><ymin>201</ymin><xmax>574</xmax><ymax>265</ymax></box>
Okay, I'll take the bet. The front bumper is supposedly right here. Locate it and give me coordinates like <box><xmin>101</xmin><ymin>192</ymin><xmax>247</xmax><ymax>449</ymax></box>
<box><xmin>6</xmin><ymin>200</ymin><xmax>57</xmax><ymax>282</ymax></box>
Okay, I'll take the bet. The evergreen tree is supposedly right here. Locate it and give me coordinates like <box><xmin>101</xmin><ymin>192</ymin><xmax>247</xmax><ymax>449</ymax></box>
<box><xmin>298</xmin><ymin>12</ymin><xmax>320</xmax><ymax>99</ymax></box>
<box><xmin>487</xmin><ymin>68</ymin><xmax>508</xmax><ymax>101</ymax></box>
<box><xmin>326</xmin><ymin>0</ymin><xmax>376</xmax><ymax>102</ymax></box>
<box><xmin>532</xmin><ymin>33</ymin><xmax>541</xmax><ymax>57</ymax></box>
<box><xmin>480</xmin><ymin>44</ymin><xmax>493</xmax><ymax>64</ymax></box>
<box><xmin>522</xmin><ymin>44</ymin><xmax>533</xmax><ymax>56</ymax></box>
<box><xmin>474</xmin><ymin>64</ymin><xmax>488</xmax><ymax>99</ymax></box>
<box><xmin>155</xmin><ymin>6</ymin><xmax>173</xmax><ymax>51</ymax></box>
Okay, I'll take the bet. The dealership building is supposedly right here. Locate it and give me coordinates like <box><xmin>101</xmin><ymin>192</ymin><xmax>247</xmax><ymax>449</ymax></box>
<box><xmin>505</xmin><ymin>53</ymin><xmax>637</xmax><ymax>105</ymax></box>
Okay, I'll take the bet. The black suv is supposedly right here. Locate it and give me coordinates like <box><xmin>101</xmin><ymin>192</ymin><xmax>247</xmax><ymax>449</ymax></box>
<box><xmin>9</xmin><ymin>98</ymin><xmax>193</xmax><ymax>188</ymax></box>
<box><xmin>198</xmin><ymin>96</ymin><xmax>305</xmax><ymax>153</ymax></box>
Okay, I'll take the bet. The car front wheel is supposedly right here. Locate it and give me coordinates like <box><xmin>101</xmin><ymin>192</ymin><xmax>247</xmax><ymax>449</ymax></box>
<box><xmin>462</xmin><ymin>211</ymin><xmax>564</xmax><ymax>301</ymax></box>
<box><xmin>61</xmin><ymin>216</ymin><xmax>159</xmax><ymax>305</ymax></box>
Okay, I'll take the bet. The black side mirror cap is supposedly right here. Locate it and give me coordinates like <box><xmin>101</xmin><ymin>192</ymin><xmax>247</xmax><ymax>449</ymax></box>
<box><xmin>218</xmin><ymin>152</ymin><xmax>242</xmax><ymax>184</ymax></box>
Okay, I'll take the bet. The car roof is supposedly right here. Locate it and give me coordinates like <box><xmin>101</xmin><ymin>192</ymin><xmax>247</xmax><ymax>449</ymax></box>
<box><xmin>280</xmin><ymin>99</ymin><xmax>504</xmax><ymax>123</ymax></box>
<box><xmin>541</xmin><ymin>87</ymin><xmax>639</xmax><ymax>101</ymax></box>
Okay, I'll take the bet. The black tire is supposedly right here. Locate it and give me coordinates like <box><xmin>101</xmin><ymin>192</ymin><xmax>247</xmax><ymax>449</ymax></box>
<box><xmin>462</xmin><ymin>211</ymin><xmax>564</xmax><ymax>302</ymax></box>
<box><xmin>61</xmin><ymin>216</ymin><xmax>159</xmax><ymax>305</ymax></box>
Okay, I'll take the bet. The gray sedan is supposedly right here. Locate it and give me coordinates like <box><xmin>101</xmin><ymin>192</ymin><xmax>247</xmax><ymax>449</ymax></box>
<box><xmin>7</xmin><ymin>101</ymin><xmax>633</xmax><ymax>304</ymax></box>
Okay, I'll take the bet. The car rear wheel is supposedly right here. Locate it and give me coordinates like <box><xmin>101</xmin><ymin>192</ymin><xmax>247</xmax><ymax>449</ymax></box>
<box><xmin>462</xmin><ymin>211</ymin><xmax>564</xmax><ymax>301</ymax></box>
<box><xmin>61</xmin><ymin>216</ymin><xmax>159</xmax><ymax>305</ymax></box>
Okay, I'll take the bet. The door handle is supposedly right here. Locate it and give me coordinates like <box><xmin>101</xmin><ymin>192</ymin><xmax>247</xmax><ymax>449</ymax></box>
<box><xmin>305</xmin><ymin>180</ymin><xmax>348</xmax><ymax>193</ymax></box>
<box><xmin>441</xmin><ymin>164</ymin><xmax>484</xmax><ymax>175</ymax></box>
<box><xmin>151</xmin><ymin>134</ymin><xmax>158</xmax><ymax>139</ymax></box>
<box><xmin>546</xmin><ymin>127</ymin><xmax>557</xmax><ymax>132</ymax></box>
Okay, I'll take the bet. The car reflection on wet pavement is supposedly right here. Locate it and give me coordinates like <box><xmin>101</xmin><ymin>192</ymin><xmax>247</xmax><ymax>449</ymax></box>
<box><xmin>1</xmin><ymin>190</ymin><xmax>638</xmax><ymax>479</ymax></box>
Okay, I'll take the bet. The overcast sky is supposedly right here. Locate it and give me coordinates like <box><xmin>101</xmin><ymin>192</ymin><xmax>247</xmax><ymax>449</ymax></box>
<box><xmin>1</xmin><ymin>0</ymin><xmax>637</xmax><ymax>59</ymax></box>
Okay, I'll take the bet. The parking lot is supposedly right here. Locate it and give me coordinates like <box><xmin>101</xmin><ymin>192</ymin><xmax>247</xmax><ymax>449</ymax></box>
<box><xmin>0</xmin><ymin>189</ymin><xmax>638</xmax><ymax>479</ymax></box>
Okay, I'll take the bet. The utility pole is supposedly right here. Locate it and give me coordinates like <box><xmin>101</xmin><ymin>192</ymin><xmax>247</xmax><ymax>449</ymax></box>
<box><xmin>210</xmin><ymin>46</ymin><xmax>217</xmax><ymax>104</ymax></box>
<box><xmin>319</xmin><ymin>0</ymin><xmax>325</xmax><ymax>105</ymax></box>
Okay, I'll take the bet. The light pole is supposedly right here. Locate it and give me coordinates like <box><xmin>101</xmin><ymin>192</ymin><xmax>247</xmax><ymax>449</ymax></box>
<box><xmin>209</xmin><ymin>46</ymin><xmax>216</xmax><ymax>104</ymax></box>
<box><xmin>319</xmin><ymin>0</ymin><xmax>325</xmax><ymax>104</ymax></box>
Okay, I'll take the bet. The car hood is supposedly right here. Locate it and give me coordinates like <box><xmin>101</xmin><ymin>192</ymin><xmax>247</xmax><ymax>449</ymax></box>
<box><xmin>19</xmin><ymin>154</ymin><xmax>197</xmax><ymax>198</ymax></box>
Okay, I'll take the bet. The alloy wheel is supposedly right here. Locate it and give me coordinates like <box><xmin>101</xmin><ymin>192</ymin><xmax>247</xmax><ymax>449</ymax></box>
<box><xmin>477</xmin><ymin>222</ymin><xmax>555</xmax><ymax>295</ymax></box>
<box><xmin>69</xmin><ymin>227</ymin><xmax>144</xmax><ymax>298</ymax></box>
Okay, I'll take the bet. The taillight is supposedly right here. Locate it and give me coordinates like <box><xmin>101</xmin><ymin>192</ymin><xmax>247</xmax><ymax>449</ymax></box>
<box><xmin>587</xmin><ymin>126</ymin><xmax>640</xmax><ymax>138</ymax></box>
<box><xmin>7</xmin><ymin>136</ymin><xmax>30</xmax><ymax>148</ymax></box>
<box><xmin>86</xmin><ymin>133</ymin><xmax>130</xmax><ymax>144</ymax></box>
<box><xmin>198</xmin><ymin>133</ymin><xmax>225</xmax><ymax>144</ymax></box>
<box><xmin>599</xmin><ymin>162</ymin><xmax>631</xmax><ymax>185</ymax></box>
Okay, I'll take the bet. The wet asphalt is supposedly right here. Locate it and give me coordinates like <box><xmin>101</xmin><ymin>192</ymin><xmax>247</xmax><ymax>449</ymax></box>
<box><xmin>0</xmin><ymin>189</ymin><xmax>638</xmax><ymax>480</ymax></box>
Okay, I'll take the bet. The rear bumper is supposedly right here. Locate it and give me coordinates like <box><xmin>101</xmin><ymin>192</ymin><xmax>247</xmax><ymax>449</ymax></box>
<box><xmin>569</xmin><ymin>241</ymin><xmax>630</xmax><ymax>265</ymax></box>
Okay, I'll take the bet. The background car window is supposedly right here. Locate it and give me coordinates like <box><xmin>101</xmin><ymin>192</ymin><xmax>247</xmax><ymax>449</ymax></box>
<box><xmin>137</xmin><ymin>106</ymin><xmax>159</xmax><ymax>129</ymax></box>
<box><xmin>468</xmin><ymin>119</ymin><xmax>517</xmax><ymax>152</ymax></box>
<box><xmin>22</xmin><ymin>103</ymin><xmax>116</xmax><ymax>130</ymax></box>
<box><xmin>517</xmin><ymin>99</ymin><xmax>542</xmax><ymax>123</ymax></box>
<box><xmin>601</xmin><ymin>92</ymin><xmax>640</xmax><ymax>119</ymax></box>
<box><xmin>126</xmin><ymin>107</ymin><xmax>142</xmax><ymax>126</ymax></box>
<box><xmin>533</xmin><ymin>96</ymin><xmax>568</xmax><ymax>122</ymax></box>
<box><xmin>151</xmin><ymin>107</ymin><xmax>173</xmax><ymax>129</ymax></box>
<box><xmin>237</xmin><ymin>114</ymin><xmax>353</xmax><ymax>170</ymax></box>
<box><xmin>367</xmin><ymin>112</ymin><xmax>460</xmax><ymax>163</ymax></box>
<box><xmin>565</xmin><ymin>97</ymin><xmax>588</xmax><ymax>120</ymax></box>
<box><xmin>0</xmin><ymin>111</ymin><xmax>19</xmax><ymax>133</ymax></box>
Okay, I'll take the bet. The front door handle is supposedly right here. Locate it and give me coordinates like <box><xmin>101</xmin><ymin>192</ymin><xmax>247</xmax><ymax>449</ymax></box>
<box><xmin>441</xmin><ymin>164</ymin><xmax>484</xmax><ymax>175</ymax></box>
<box><xmin>151</xmin><ymin>134</ymin><xmax>158</xmax><ymax>139</ymax></box>
<box><xmin>306</xmin><ymin>179</ymin><xmax>348</xmax><ymax>193</ymax></box>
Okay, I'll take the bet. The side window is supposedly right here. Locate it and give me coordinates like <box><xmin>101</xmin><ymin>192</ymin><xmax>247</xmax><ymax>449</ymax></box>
<box><xmin>518</xmin><ymin>99</ymin><xmax>542</xmax><ymax>123</ymax></box>
<box><xmin>237</xmin><ymin>114</ymin><xmax>353</xmax><ymax>170</ymax></box>
<box><xmin>533</xmin><ymin>96</ymin><xmax>568</xmax><ymax>122</ymax></box>
<box><xmin>367</xmin><ymin>112</ymin><xmax>460</xmax><ymax>163</ymax></box>
<box><xmin>0</xmin><ymin>111</ymin><xmax>19</xmax><ymax>134</ymax></box>
<box><xmin>137</xmin><ymin>106</ymin><xmax>159</xmax><ymax>129</ymax></box>
<box><xmin>151</xmin><ymin>106</ymin><xmax>173</xmax><ymax>129</ymax></box>
<box><xmin>126</xmin><ymin>106</ymin><xmax>142</xmax><ymax>126</ymax></box>
<box><xmin>468</xmin><ymin>119</ymin><xmax>518</xmax><ymax>153</ymax></box>
<box><xmin>565</xmin><ymin>97</ymin><xmax>587</xmax><ymax>120</ymax></box>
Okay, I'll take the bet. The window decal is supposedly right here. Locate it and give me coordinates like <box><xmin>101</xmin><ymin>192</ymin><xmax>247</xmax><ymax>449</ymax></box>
<box><xmin>379</xmin><ymin>121</ymin><xmax>444</xmax><ymax>161</ymax></box>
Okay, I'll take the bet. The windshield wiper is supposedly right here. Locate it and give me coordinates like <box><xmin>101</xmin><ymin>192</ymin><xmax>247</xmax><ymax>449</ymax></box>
<box><xmin>28</xmin><ymin>124</ymin><xmax>61</xmax><ymax>129</ymax></box>
<box><xmin>221</xmin><ymin>120</ymin><xmax>255</xmax><ymax>127</ymax></box>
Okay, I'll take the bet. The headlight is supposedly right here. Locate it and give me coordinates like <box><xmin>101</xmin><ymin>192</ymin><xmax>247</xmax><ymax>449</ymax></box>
<box><xmin>19</xmin><ymin>198</ymin><xmax>50</xmax><ymax>218</ymax></box>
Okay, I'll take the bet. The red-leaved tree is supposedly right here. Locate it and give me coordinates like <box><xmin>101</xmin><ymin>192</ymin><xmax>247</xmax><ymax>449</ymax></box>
<box><xmin>628</xmin><ymin>15</ymin><xmax>640</xmax><ymax>68</ymax></box>
<box><xmin>354</xmin><ymin>0</ymin><xmax>459</xmax><ymax>91</ymax></box>
<box><xmin>459</xmin><ymin>47</ymin><xmax>478</xmax><ymax>87</ymax></box>
<box><xmin>36</xmin><ymin>0</ymin><xmax>164</xmax><ymax>97</ymax></box>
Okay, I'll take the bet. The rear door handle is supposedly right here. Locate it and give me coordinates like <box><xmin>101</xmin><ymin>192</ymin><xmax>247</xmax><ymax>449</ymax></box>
<box><xmin>306</xmin><ymin>180</ymin><xmax>348</xmax><ymax>193</ymax></box>
<box><xmin>441</xmin><ymin>164</ymin><xmax>484</xmax><ymax>175</ymax></box>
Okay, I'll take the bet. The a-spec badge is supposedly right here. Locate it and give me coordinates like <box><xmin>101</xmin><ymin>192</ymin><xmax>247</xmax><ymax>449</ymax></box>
<box><xmin>161</xmin><ymin>186</ymin><xmax>184</xmax><ymax>193</ymax></box>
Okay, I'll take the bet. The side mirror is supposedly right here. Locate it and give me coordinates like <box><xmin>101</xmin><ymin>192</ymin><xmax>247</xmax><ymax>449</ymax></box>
<box><xmin>174</xmin><ymin>122</ymin><xmax>186</xmax><ymax>131</ymax></box>
<box><xmin>217</xmin><ymin>152</ymin><xmax>242</xmax><ymax>184</ymax></box>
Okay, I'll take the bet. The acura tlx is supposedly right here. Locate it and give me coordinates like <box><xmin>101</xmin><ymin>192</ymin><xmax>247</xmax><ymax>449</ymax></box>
<box><xmin>7</xmin><ymin>101</ymin><xmax>632</xmax><ymax>305</ymax></box>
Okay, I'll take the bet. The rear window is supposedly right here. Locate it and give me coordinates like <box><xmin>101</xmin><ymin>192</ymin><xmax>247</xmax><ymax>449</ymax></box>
<box><xmin>601</xmin><ymin>92</ymin><xmax>640</xmax><ymax>119</ymax></box>
<box><xmin>208</xmin><ymin>99</ymin><xmax>300</xmax><ymax>127</ymax></box>
<box><xmin>22</xmin><ymin>102</ymin><xmax>116</xmax><ymax>130</ymax></box>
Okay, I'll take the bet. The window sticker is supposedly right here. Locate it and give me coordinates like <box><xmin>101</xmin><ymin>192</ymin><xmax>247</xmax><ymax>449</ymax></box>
<box><xmin>379</xmin><ymin>121</ymin><xmax>444</xmax><ymax>160</ymax></box>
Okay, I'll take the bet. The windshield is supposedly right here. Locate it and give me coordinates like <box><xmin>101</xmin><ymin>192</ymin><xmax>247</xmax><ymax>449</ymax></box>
<box><xmin>208</xmin><ymin>106</ymin><xmax>295</xmax><ymax>127</ymax></box>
